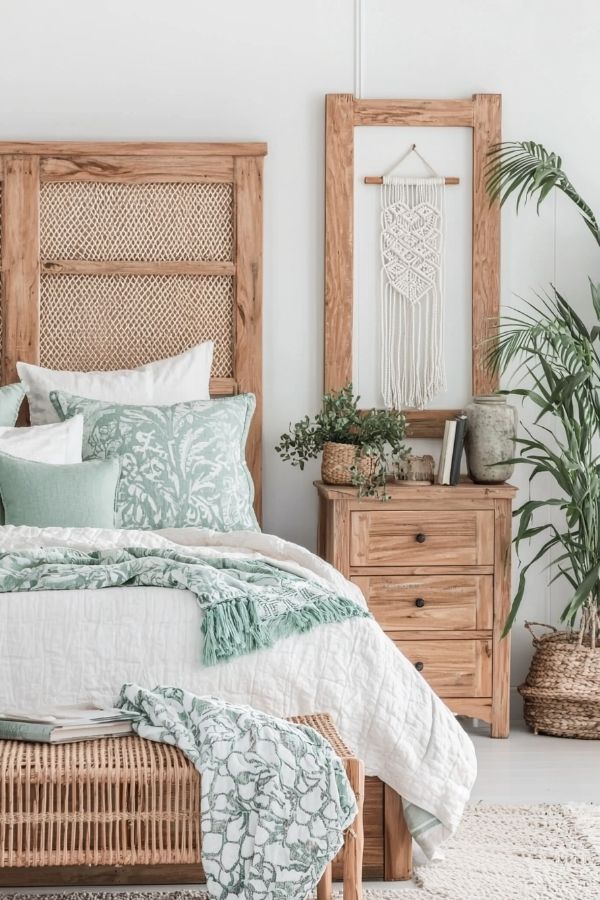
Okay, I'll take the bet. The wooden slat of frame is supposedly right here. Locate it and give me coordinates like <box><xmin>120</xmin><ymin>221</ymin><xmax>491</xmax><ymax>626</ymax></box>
<box><xmin>354</xmin><ymin>98</ymin><xmax>474</xmax><ymax>128</ymax></box>
<box><xmin>209</xmin><ymin>377</ymin><xmax>237</xmax><ymax>396</ymax></box>
<box><xmin>0</xmin><ymin>142</ymin><xmax>267</xmax><ymax>161</ymax></box>
<box><xmin>1</xmin><ymin>156</ymin><xmax>40</xmax><ymax>385</ymax></box>
<box><xmin>472</xmin><ymin>93</ymin><xmax>501</xmax><ymax>396</ymax></box>
<box><xmin>403</xmin><ymin>408</ymin><xmax>462</xmax><ymax>439</ymax></box>
<box><xmin>324</xmin><ymin>94</ymin><xmax>354</xmax><ymax>392</ymax></box>
<box><xmin>365</xmin><ymin>175</ymin><xmax>460</xmax><ymax>186</ymax></box>
<box><xmin>234</xmin><ymin>156</ymin><xmax>263</xmax><ymax>523</ymax></box>
<box><xmin>40</xmin><ymin>156</ymin><xmax>234</xmax><ymax>183</ymax></box>
<box><xmin>358</xmin><ymin>407</ymin><xmax>461</xmax><ymax>438</ymax></box>
<box><xmin>42</xmin><ymin>260</ymin><xmax>235</xmax><ymax>277</ymax></box>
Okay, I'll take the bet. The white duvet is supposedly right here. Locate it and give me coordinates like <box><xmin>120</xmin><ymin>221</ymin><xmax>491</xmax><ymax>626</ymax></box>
<box><xmin>0</xmin><ymin>524</ymin><xmax>476</xmax><ymax>850</ymax></box>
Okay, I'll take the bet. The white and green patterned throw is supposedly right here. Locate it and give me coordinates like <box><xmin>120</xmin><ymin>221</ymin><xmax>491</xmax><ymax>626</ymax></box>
<box><xmin>117</xmin><ymin>685</ymin><xmax>357</xmax><ymax>900</ymax></box>
<box><xmin>0</xmin><ymin>546</ymin><xmax>369</xmax><ymax>665</ymax></box>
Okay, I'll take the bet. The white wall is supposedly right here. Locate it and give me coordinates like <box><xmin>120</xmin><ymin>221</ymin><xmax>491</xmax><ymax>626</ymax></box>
<box><xmin>2</xmin><ymin>0</ymin><xmax>599</xmax><ymax>692</ymax></box>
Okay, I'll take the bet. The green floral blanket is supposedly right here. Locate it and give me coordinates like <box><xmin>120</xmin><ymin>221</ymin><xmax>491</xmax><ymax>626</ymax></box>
<box><xmin>0</xmin><ymin>546</ymin><xmax>368</xmax><ymax>665</ymax></box>
<box><xmin>117</xmin><ymin>684</ymin><xmax>357</xmax><ymax>900</ymax></box>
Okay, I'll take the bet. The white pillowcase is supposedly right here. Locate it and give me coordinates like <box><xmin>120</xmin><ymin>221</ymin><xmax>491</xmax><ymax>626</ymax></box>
<box><xmin>0</xmin><ymin>416</ymin><xmax>83</xmax><ymax>464</ymax></box>
<box><xmin>18</xmin><ymin>341</ymin><xmax>214</xmax><ymax>425</ymax></box>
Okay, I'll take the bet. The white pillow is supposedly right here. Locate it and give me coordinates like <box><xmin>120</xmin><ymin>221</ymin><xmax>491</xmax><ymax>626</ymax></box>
<box><xmin>18</xmin><ymin>341</ymin><xmax>214</xmax><ymax>425</ymax></box>
<box><xmin>0</xmin><ymin>416</ymin><xmax>83</xmax><ymax>464</ymax></box>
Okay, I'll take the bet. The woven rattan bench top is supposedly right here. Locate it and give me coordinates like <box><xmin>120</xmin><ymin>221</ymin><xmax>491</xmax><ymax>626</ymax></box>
<box><xmin>288</xmin><ymin>713</ymin><xmax>354</xmax><ymax>759</ymax></box>
<box><xmin>0</xmin><ymin>712</ymin><xmax>355</xmax><ymax>774</ymax></box>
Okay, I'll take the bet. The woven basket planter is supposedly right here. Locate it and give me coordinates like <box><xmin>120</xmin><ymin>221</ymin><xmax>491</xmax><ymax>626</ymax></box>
<box><xmin>519</xmin><ymin>623</ymin><xmax>600</xmax><ymax>739</ymax></box>
<box><xmin>321</xmin><ymin>441</ymin><xmax>377</xmax><ymax>486</ymax></box>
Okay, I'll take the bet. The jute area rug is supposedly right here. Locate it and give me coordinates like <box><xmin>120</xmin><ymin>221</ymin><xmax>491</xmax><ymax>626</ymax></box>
<box><xmin>4</xmin><ymin>804</ymin><xmax>600</xmax><ymax>899</ymax></box>
<box><xmin>413</xmin><ymin>802</ymin><xmax>600</xmax><ymax>898</ymax></box>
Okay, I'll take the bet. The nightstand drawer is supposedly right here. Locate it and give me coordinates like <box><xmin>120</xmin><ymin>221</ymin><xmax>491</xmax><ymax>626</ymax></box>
<box><xmin>350</xmin><ymin>509</ymin><xmax>494</xmax><ymax>567</ymax></box>
<box><xmin>394</xmin><ymin>638</ymin><xmax>492</xmax><ymax>698</ymax></box>
<box><xmin>352</xmin><ymin>574</ymin><xmax>493</xmax><ymax>631</ymax></box>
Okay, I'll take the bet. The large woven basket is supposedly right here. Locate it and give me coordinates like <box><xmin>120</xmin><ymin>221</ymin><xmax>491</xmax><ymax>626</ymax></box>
<box><xmin>519</xmin><ymin>622</ymin><xmax>600</xmax><ymax>739</ymax></box>
<box><xmin>321</xmin><ymin>441</ymin><xmax>377</xmax><ymax>486</ymax></box>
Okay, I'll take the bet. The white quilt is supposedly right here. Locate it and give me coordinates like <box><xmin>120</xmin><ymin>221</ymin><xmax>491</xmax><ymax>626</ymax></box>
<box><xmin>0</xmin><ymin>524</ymin><xmax>476</xmax><ymax>849</ymax></box>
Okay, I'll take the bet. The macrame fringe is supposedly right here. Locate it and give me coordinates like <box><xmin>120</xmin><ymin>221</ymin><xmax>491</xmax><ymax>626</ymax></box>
<box><xmin>201</xmin><ymin>595</ymin><xmax>370</xmax><ymax>666</ymax></box>
<box><xmin>381</xmin><ymin>176</ymin><xmax>446</xmax><ymax>410</ymax></box>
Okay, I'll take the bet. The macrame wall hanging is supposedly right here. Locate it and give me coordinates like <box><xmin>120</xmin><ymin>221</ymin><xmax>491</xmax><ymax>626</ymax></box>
<box><xmin>379</xmin><ymin>145</ymin><xmax>446</xmax><ymax>410</ymax></box>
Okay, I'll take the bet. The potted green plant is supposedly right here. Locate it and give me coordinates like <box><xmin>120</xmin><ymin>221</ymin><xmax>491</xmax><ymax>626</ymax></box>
<box><xmin>487</xmin><ymin>141</ymin><xmax>600</xmax><ymax>737</ymax></box>
<box><xmin>275</xmin><ymin>384</ymin><xmax>408</xmax><ymax>499</ymax></box>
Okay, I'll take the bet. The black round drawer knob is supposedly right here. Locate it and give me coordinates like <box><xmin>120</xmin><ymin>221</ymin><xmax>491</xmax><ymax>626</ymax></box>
<box><xmin>415</xmin><ymin>598</ymin><xmax>426</xmax><ymax>608</ymax></box>
<box><xmin>416</xmin><ymin>533</ymin><xmax>427</xmax><ymax>544</ymax></box>
<box><xmin>415</xmin><ymin>661</ymin><xmax>424</xmax><ymax>672</ymax></box>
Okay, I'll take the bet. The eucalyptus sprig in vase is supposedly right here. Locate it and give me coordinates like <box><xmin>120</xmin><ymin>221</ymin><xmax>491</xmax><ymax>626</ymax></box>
<box><xmin>275</xmin><ymin>384</ymin><xmax>408</xmax><ymax>499</ymax></box>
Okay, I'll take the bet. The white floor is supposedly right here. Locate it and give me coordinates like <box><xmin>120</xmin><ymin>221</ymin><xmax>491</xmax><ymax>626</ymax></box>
<box><xmin>467</xmin><ymin>718</ymin><xmax>600</xmax><ymax>804</ymax></box>
<box><xmin>1</xmin><ymin>720</ymin><xmax>598</xmax><ymax>896</ymax></box>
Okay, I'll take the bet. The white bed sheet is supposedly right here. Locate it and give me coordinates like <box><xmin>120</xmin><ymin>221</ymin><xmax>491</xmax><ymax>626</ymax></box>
<box><xmin>0</xmin><ymin>524</ymin><xmax>476</xmax><ymax>841</ymax></box>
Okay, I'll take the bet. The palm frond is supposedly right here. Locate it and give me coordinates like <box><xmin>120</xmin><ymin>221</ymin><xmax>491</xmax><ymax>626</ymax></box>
<box><xmin>487</xmin><ymin>141</ymin><xmax>600</xmax><ymax>246</ymax></box>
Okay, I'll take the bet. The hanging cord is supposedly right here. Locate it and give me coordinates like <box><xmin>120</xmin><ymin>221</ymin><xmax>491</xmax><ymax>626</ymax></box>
<box><xmin>353</xmin><ymin>0</ymin><xmax>365</xmax><ymax>393</ymax></box>
<box><xmin>353</xmin><ymin>0</ymin><xmax>365</xmax><ymax>99</ymax></box>
<box><xmin>384</xmin><ymin>144</ymin><xmax>440</xmax><ymax>180</ymax></box>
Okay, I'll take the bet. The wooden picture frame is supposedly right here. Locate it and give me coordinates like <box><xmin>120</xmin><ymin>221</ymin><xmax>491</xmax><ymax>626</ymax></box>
<box><xmin>0</xmin><ymin>141</ymin><xmax>266</xmax><ymax>520</ymax></box>
<box><xmin>324</xmin><ymin>94</ymin><xmax>501</xmax><ymax>438</ymax></box>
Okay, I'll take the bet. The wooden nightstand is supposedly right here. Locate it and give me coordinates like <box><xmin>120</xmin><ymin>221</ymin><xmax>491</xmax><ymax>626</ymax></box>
<box><xmin>316</xmin><ymin>478</ymin><xmax>517</xmax><ymax>738</ymax></box>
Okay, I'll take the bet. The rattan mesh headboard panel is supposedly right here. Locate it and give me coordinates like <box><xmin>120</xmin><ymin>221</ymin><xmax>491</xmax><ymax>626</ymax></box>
<box><xmin>0</xmin><ymin>143</ymin><xmax>266</xmax><ymax>519</ymax></box>
<box><xmin>39</xmin><ymin>273</ymin><xmax>235</xmax><ymax>375</ymax></box>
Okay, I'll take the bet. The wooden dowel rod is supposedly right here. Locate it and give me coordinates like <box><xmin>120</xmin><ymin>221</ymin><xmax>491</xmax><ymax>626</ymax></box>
<box><xmin>364</xmin><ymin>176</ymin><xmax>460</xmax><ymax>185</ymax></box>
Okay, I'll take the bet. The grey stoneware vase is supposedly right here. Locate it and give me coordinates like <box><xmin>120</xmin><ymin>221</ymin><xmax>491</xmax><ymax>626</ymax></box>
<box><xmin>465</xmin><ymin>395</ymin><xmax>517</xmax><ymax>484</ymax></box>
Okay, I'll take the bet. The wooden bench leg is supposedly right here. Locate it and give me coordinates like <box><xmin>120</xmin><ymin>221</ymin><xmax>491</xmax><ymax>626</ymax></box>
<box><xmin>317</xmin><ymin>862</ymin><xmax>333</xmax><ymax>900</ymax></box>
<box><xmin>343</xmin><ymin>758</ymin><xmax>364</xmax><ymax>900</ymax></box>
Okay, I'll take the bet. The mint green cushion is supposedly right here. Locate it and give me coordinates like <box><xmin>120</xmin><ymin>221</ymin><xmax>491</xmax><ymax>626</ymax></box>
<box><xmin>50</xmin><ymin>392</ymin><xmax>258</xmax><ymax>532</ymax></box>
<box><xmin>0</xmin><ymin>453</ymin><xmax>120</xmax><ymax>528</ymax></box>
<box><xmin>0</xmin><ymin>383</ymin><xmax>25</xmax><ymax>426</ymax></box>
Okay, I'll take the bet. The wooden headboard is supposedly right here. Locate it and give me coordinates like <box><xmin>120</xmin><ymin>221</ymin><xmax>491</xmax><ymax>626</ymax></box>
<box><xmin>0</xmin><ymin>141</ymin><xmax>266</xmax><ymax>520</ymax></box>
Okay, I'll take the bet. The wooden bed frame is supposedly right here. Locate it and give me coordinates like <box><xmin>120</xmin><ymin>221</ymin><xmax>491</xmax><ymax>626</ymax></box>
<box><xmin>0</xmin><ymin>139</ymin><xmax>411</xmax><ymax>885</ymax></box>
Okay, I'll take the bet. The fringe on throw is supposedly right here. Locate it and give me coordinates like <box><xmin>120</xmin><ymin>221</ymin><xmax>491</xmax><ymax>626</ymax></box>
<box><xmin>202</xmin><ymin>594</ymin><xmax>370</xmax><ymax>667</ymax></box>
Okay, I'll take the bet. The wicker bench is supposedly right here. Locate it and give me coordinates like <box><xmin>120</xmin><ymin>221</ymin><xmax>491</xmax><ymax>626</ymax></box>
<box><xmin>289</xmin><ymin>714</ymin><xmax>364</xmax><ymax>900</ymax></box>
<box><xmin>0</xmin><ymin>713</ymin><xmax>364</xmax><ymax>899</ymax></box>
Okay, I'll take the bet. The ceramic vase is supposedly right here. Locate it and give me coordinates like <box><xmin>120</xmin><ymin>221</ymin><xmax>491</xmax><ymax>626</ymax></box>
<box><xmin>465</xmin><ymin>395</ymin><xmax>517</xmax><ymax>484</ymax></box>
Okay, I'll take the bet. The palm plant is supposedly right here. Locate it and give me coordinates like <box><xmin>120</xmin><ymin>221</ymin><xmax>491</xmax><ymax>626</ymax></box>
<box><xmin>487</xmin><ymin>142</ymin><xmax>600</xmax><ymax>644</ymax></box>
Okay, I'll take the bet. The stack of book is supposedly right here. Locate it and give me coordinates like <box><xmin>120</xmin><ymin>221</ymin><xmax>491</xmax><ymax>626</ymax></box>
<box><xmin>436</xmin><ymin>413</ymin><xmax>467</xmax><ymax>485</ymax></box>
<box><xmin>0</xmin><ymin>707</ymin><xmax>136</xmax><ymax>744</ymax></box>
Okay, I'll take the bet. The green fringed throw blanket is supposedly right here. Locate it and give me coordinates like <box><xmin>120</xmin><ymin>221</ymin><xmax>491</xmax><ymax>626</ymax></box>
<box><xmin>0</xmin><ymin>547</ymin><xmax>369</xmax><ymax>664</ymax></box>
<box><xmin>117</xmin><ymin>685</ymin><xmax>357</xmax><ymax>900</ymax></box>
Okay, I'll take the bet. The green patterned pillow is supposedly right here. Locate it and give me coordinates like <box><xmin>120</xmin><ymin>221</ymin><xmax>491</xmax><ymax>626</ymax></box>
<box><xmin>50</xmin><ymin>391</ymin><xmax>258</xmax><ymax>533</ymax></box>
